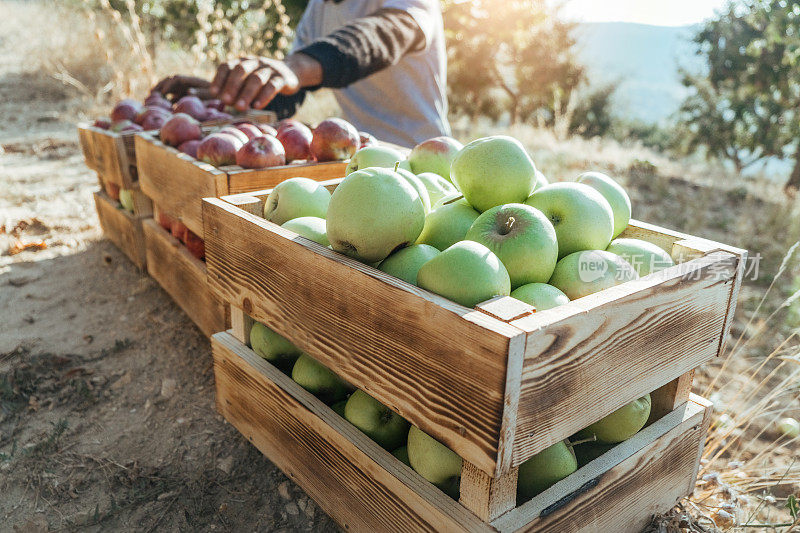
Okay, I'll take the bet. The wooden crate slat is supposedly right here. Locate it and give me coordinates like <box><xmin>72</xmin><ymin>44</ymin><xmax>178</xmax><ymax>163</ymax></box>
<box><xmin>227</xmin><ymin>161</ymin><xmax>348</xmax><ymax>194</ymax></box>
<box><xmin>212</xmin><ymin>332</ymin><xmax>491</xmax><ymax>533</ymax></box>
<box><xmin>203</xmin><ymin>197</ymin><xmax>524</xmax><ymax>475</ymax></box>
<box><xmin>143</xmin><ymin>219</ymin><xmax>227</xmax><ymax>337</ymax></box>
<box><xmin>491</xmin><ymin>396</ymin><xmax>710</xmax><ymax>532</ymax></box>
<box><xmin>93</xmin><ymin>191</ymin><xmax>147</xmax><ymax>269</ymax></box>
<box><xmin>509</xmin><ymin>251</ymin><xmax>739</xmax><ymax>465</ymax></box>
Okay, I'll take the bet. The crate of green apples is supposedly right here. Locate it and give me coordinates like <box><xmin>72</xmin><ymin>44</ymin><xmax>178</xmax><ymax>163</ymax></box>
<box><xmin>203</xmin><ymin>134</ymin><xmax>743</xmax><ymax>528</ymax></box>
<box><xmin>135</xmin><ymin>115</ymin><xmax>393</xmax><ymax>239</ymax></box>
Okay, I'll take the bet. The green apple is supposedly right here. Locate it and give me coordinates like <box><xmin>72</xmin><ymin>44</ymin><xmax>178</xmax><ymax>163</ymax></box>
<box><xmin>344</xmin><ymin>389</ymin><xmax>410</xmax><ymax>450</ymax></box>
<box><xmin>416</xmin><ymin>200</ymin><xmax>480</xmax><ymax>251</ymax></box>
<box><xmin>326</xmin><ymin>167</ymin><xmax>426</xmax><ymax>263</ymax></box>
<box><xmin>606</xmin><ymin>238</ymin><xmax>675</xmax><ymax>277</ymax></box>
<box><xmin>331</xmin><ymin>400</ymin><xmax>348</xmax><ymax>418</ymax></box>
<box><xmin>416</xmin><ymin>172</ymin><xmax>458</xmax><ymax>206</ymax></box>
<box><xmin>510</xmin><ymin>283</ymin><xmax>569</xmax><ymax>311</ymax></box>
<box><xmin>577</xmin><ymin>171</ymin><xmax>631</xmax><ymax>238</ymax></box>
<box><xmin>577</xmin><ymin>394</ymin><xmax>652</xmax><ymax>443</ymax></box>
<box><xmin>517</xmin><ymin>440</ymin><xmax>578</xmax><ymax>501</ymax></box>
<box><xmin>408</xmin><ymin>136</ymin><xmax>463</xmax><ymax>182</ymax></box>
<box><xmin>465</xmin><ymin>203</ymin><xmax>558</xmax><ymax>289</ymax></box>
<box><xmin>525</xmin><ymin>183</ymin><xmax>614</xmax><ymax>258</ymax></box>
<box><xmin>250</xmin><ymin>322</ymin><xmax>302</xmax><ymax>372</ymax></box>
<box><xmin>378</xmin><ymin>244</ymin><xmax>440</xmax><ymax>285</ymax></box>
<box><xmin>264</xmin><ymin>177</ymin><xmax>331</xmax><ymax>224</ymax></box>
<box><xmin>397</xmin><ymin>168</ymin><xmax>432</xmax><ymax>213</ymax></box>
<box><xmin>119</xmin><ymin>189</ymin><xmax>135</xmax><ymax>213</ymax></box>
<box><xmin>534</xmin><ymin>169</ymin><xmax>549</xmax><ymax>191</ymax></box>
<box><xmin>291</xmin><ymin>353</ymin><xmax>352</xmax><ymax>404</ymax></box>
<box><xmin>345</xmin><ymin>145</ymin><xmax>408</xmax><ymax>174</ymax></box>
<box><xmin>451</xmin><ymin>136</ymin><xmax>537</xmax><ymax>212</ymax></box>
<box><xmin>777</xmin><ymin>417</ymin><xmax>800</xmax><ymax>439</ymax></box>
<box><xmin>407</xmin><ymin>426</ymin><xmax>462</xmax><ymax>488</ymax></box>
<box><xmin>281</xmin><ymin>216</ymin><xmax>329</xmax><ymax>246</ymax></box>
<box><xmin>417</xmin><ymin>240</ymin><xmax>511</xmax><ymax>308</ymax></box>
<box><xmin>392</xmin><ymin>445</ymin><xmax>411</xmax><ymax>467</ymax></box>
<box><xmin>571</xmin><ymin>440</ymin><xmax>615</xmax><ymax>467</ymax></box>
<box><xmin>549</xmin><ymin>250</ymin><xmax>638</xmax><ymax>300</ymax></box>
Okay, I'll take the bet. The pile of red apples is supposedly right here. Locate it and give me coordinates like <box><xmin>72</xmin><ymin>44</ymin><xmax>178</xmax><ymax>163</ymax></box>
<box><xmin>92</xmin><ymin>93</ymin><xmax>234</xmax><ymax>134</ymax></box>
<box><xmin>158</xmin><ymin>114</ymin><xmax>376</xmax><ymax>169</ymax></box>
<box><xmin>156</xmin><ymin>210</ymin><xmax>206</xmax><ymax>261</ymax></box>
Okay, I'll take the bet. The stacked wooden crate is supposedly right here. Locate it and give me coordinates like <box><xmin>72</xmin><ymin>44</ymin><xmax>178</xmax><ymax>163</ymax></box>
<box><xmin>198</xmin><ymin>181</ymin><xmax>746</xmax><ymax>532</ymax></box>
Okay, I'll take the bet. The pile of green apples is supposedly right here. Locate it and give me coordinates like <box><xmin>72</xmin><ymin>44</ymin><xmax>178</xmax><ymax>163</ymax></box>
<box><xmin>250</xmin><ymin>133</ymin><xmax>680</xmax><ymax>502</ymax></box>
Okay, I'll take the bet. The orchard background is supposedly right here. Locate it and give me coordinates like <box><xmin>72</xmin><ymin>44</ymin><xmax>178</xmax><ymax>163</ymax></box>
<box><xmin>1</xmin><ymin>0</ymin><xmax>800</xmax><ymax>531</ymax></box>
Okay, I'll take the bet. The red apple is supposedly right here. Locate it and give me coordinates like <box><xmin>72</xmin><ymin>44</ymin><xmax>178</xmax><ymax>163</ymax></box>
<box><xmin>156</xmin><ymin>210</ymin><xmax>176</xmax><ymax>232</ymax></box>
<box><xmin>171</xmin><ymin>220</ymin><xmax>189</xmax><ymax>243</ymax></box>
<box><xmin>135</xmin><ymin>106</ymin><xmax>172</xmax><ymax>129</ymax></box>
<box><xmin>105</xmin><ymin>181</ymin><xmax>121</xmax><ymax>201</ymax></box>
<box><xmin>197</xmin><ymin>133</ymin><xmax>243</xmax><ymax>166</ymax></box>
<box><xmin>359</xmin><ymin>131</ymin><xmax>378</xmax><ymax>148</ymax></box>
<box><xmin>310</xmin><ymin>118</ymin><xmax>360</xmax><ymax>162</ymax></box>
<box><xmin>204</xmin><ymin>108</ymin><xmax>233</xmax><ymax>121</ymax></box>
<box><xmin>277</xmin><ymin>118</ymin><xmax>304</xmax><ymax>135</ymax></box>
<box><xmin>177</xmin><ymin>139</ymin><xmax>201</xmax><ymax>158</ymax></box>
<box><xmin>236</xmin><ymin>135</ymin><xmax>286</xmax><ymax>169</ymax></box>
<box><xmin>257</xmin><ymin>123</ymin><xmax>279</xmax><ymax>136</ymax></box>
<box><xmin>110</xmin><ymin>99</ymin><xmax>142</xmax><ymax>122</ymax></box>
<box><xmin>277</xmin><ymin>123</ymin><xmax>313</xmax><ymax>162</ymax></box>
<box><xmin>184</xmin><ymin>230</ymin><xmax>206</xmax><ymax>261</ymax></box>
<box><xmin>218</xmin><ymin>126</ymin><xmax>250</xmax><ymax>145</ymax></box>
<box><xmin>110</xmin><ymin>120</ymin><xmax>143</xmax><ymax>133</ymax></box>
<box><xmin>160</xmin><ymin>113</ymin><xmax>202</xmax><ymax>147</ymax></box>
<box><xmin>173</xmin><ymin>96</ymin><xmax>208</xmax><ymax>120</ymax></box>
<box><xmin>204</xmin><ymin>99</ymin><xmax>225</xmax><ymax>111</ymax></box>
<box><xmin>235</xmin><ymin>123</ymin><xmax>264</xmax><ymax>140</ymax></box>
<box><xmin>93</xmin><ymin>117</ymin><xmax>111</xmax><ymax>130</ymax></box>
<box><xmin>144</xmin><ymin>92</ymin><xmax>172</xmax><ymax>110</ymax></box>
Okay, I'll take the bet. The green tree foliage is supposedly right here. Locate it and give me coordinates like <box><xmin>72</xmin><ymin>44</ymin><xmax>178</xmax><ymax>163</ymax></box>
<box><xmin>680</xmin><ymin>0</ymin><xmax>800</xmax><ymax>191</ymax></box>
<box><xmin>443</xmin><ymin>0</ymin><xmax>602</xmax><ymax>134</ymax></box>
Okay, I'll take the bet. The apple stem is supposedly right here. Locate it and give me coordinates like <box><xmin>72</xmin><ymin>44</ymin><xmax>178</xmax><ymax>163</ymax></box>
<box><xmin>442</xmin><ymin>194</ymin><xmax>464</xmax><ymax>205</ymax></box>
<box><xmin>393</xmin><ymin>161</ymin><xmax>400</xmax><ymax>172</ymax></box>
<box><xmin>567</xmin><ymin>435</ymin><xmax>597</xmax><ymax>447</ymax></box>
<box><xmin>501</xmin><ymin>216</ymin><xmax>516</xmax><ymax>235</ymax></box>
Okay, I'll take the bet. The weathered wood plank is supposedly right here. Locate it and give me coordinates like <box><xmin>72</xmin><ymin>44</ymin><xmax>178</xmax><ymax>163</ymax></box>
<box><xmin>227</xmin><ymin>161</ymin><xmax>348</xmax><ymax>194</ymax></box>
<box><xmin>93</xmin><ymin>191</ymin><xmax>146</xmax><ymax>270</ymax></box>
<box><xmin>136</xmin><ymin>134</ymin><xmax>227</xmax><ymax>237</ymax></box>
<box><xmin>648</xmin><ymin>371</ymin><xmax>695</xmax><ymax>425</ymax></box>
<box><xmin>460</xmin><ymin>463</ymin><xmax>518</xmax><ymax>522</ymax></box>
<box><xmin>509</xmin><ymin>252</ymin><xmax>738</xmax><ymax>465</ymax></box>
<box><xmin>212</xmin><ymin>332</ymin><xmax>490</xmax><ymax>533</ymax></box>
<box><xmin>492</xmin><ymin>397</ymin><xmax>710</xmax><ymax>533</ymax></box>
<box><xmin>143</xmin><ymin>219</ymin><xmax>227</xmax><ymax>337</ymax></box>
<box><xmin>77</xmin><ymin>125</ymin><xmax>136</xmax><ymax>188</ymax></box>
<box><xmin>204</xmin><ymin>197</ymin><xmax>523</xmax><ymax>475</ymax></box>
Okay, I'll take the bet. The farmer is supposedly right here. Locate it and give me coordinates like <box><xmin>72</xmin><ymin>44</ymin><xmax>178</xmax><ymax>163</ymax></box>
<box><xmin>153</xmin><ymin>0</ymin><xmax>450</xmax><ymax>147</ymax></box>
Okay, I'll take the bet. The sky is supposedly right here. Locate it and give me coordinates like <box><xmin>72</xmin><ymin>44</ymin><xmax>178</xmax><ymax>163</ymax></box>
<box><xmin>559</xmin><ymin>0</ymin><xmax>729</xmax><ymax>27</ymax></box>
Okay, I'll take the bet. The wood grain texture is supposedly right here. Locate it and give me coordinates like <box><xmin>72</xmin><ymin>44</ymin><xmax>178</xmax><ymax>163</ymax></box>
<box><xmin>227</xmin><ymin>161</ymin><xmax>347</xmax><ymax>194</ymax></box>
<box><xmin>212</xmin><ymin>332</ymin><xmax>491</xmax><ymax>533</ymax></box>
<box><xmin>143</xmin><ymin>219</ymin><xmax>227</xmax><ymax>337</ymax></box>
<box><xmin>509</xmin><ymin>251</ymin><xmax>738</xmax><ymax>465</ymax></box>
<box><xmin>493</xmin><ymin>398</ymin><xmax>710</xmax><ymax>533</ymax></box>
<box><xmin>203</xmin><ymin>197</ymin><xmax>523</xmax><ymax>475</ymax></box>
<box><xmin>93</xmin><ymin>191</ymin><xmax>147</xmax><ymax>269</ymax></box>
<box><xmin>136</xmin><ymin>133</ymin><xmax>227</xmax><ymax>237</ymax></box>
<box><xmin>77</xmin><ymin>124</ymin><xmax>137</xmax><ymax>188</ymax></box>
<box><xmin>648</xmin><ymin>371</ymin><xmax>695</xmax><ymax>425</ymax></box>
<box><xmin>229</xmin><ymin>306</ymin><xmax>254</xmax><ymax>344</ymax></box>
<box><xmin>460</xmin><ymin>463</ymin><xmax>518</xmax><ymax>522</ymax></box>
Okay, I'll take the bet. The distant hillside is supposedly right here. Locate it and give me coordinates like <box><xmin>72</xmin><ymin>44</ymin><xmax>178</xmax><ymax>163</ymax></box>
<box><xmin>574</xmin><ymin>22</ymin><xmax>702</xmax><ymax>123</ymax></box>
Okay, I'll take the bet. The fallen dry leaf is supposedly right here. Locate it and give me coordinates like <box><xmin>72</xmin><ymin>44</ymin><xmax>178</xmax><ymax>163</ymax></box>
<box><xmin>8</xmin><ymin>240</ymin><xmax>47</xmax><ymax>255</ymax></box>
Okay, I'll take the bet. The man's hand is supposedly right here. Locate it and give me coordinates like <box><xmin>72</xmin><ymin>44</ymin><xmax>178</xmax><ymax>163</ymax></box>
<box><xmin>210</xmin><ymin>54</ymin><xmax>322</xmax><ymax>111</ymax></box>
<box><xmin>151</xmin><ymin>75</ymin><xmax>211</xmax><ymax>101</ymax></box>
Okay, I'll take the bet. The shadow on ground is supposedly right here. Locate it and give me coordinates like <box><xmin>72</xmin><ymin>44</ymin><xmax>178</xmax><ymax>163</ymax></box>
<box><xmin>0</xmin><ymin>241</ymin><xmax>337</xmax><ymax>532</ymax></box>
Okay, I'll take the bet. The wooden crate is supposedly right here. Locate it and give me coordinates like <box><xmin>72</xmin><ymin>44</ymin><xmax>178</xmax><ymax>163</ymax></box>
<box><xmin>93</xmin><ymin>190</ymin><xmax>147</xmax><ymax>269</ymax></box>
<box><xmin>135</xmin><ymin>130</ymin><xmax>352</xmax><ymax>237</ymax></box>
<box><xmin>77</xmin><ymin>110</ymin><xmax>276</xmax><ymax>190</ymax></box>
<box><xmin>142</xmin><ymin>218</ymin><xmax>228</xmax><ymax>337</ymax></box>
<box><xmin>212</xmin><ymin>329</ymin><xmax>713</xmax><ymax>532</ymax></box>
<box><xmin>202</xmin><ymin>185</ymin><xmax>745</xmax><ymax>482</ymax></box>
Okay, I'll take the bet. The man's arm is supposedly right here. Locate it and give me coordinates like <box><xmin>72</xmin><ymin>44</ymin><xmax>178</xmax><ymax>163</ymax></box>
<box><xmin>210</xmin><ymin>8</ymin><xmax>426</xmax><ymax>112</ymax></box>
